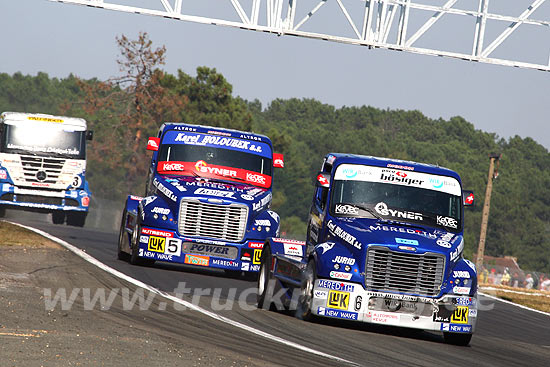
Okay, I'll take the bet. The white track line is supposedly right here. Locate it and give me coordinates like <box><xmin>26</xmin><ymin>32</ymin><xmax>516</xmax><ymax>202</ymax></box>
<box><xmin>8</xmin><ymin>221</ymin><xmax>358</xmax><ymax>366</ymax></box>
<box><xmin>479</xmin><ymin>291</ymin><xmax>550</xmax><ymax>317</ymax></box>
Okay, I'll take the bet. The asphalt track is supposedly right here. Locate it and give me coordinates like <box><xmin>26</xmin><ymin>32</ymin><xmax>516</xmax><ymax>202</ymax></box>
<box><xmin>8</xmin><ymin>211</ymin><xmax>550</xmax><ymax>367</ymax></box>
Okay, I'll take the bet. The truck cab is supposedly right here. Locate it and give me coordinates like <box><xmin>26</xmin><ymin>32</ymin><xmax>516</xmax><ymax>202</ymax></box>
<box><xmin>117</xmin><ymin>123</ymin><xmax>283</xmax><ymax>274</ymax></box>
<box><xmin>258</xmin><ymin>153</ymin><xmax>477</xmax><ymax>346</ymax></box>
<box><xmin>0</xmin><ymin>112</ymin><xmax>92</xmax><ymax>226</ymax></box>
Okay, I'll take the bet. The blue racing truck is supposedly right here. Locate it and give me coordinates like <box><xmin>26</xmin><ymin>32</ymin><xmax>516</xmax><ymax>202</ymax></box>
<box><xmin>117</xmin><ymin>123</ymin><xmax>284</xmax><ymax>275</ymax></box>
<box><xmin>0</xmin><ymin>112</ymin><xmax>93</xmax><ymax>226</ymax></box>
<box><xmin>257</xmin><ymin>153</ymin><xmax>477</xmax><ymax>346</ymax></box>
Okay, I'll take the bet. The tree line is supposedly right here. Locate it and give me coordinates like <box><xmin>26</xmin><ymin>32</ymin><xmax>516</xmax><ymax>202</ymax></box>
<box><xmin>1</xmin><ymin>33</ymin><xmax>549</xmax><ymax>273</ymax></box>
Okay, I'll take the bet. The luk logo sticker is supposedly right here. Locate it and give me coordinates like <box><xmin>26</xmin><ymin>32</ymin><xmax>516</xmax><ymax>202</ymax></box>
<box><xmin>148</xmin><ymin>236</ymin><xmax>166</xmax><ymax>253</ymax></box>
<box><xmin>253</xmin><ymin>249</ymin><xmax>262</xmax><ymax>264</ymax></box>
<box><xmin>327</xmin><ymin>291</ymin><xmax>350</xmax><ymax>310</ymax></box>
<box><xmin>451</xmin><ymin>306</ymin><xmax>469</xmax><ymax>324</ymax></box>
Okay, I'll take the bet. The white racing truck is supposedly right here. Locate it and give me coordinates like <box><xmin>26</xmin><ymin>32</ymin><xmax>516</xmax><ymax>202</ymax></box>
<box><xmin>0</xmin><ymin>112</ymin><xmax>93</xmax><ymax>226</ymax></box>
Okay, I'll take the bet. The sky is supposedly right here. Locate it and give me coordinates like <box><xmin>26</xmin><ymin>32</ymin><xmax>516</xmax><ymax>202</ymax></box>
<box><xmin>1</xmin><ymin>0</ymin><xmax>549</xmax><ymax>150</ymax></box>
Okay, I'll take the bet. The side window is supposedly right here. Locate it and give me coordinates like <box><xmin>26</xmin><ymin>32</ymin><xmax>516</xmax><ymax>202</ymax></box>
<box><xmin>314</xmin><ymin>159</ymin><xmax>332</xmax><ymax>210</ymax></box>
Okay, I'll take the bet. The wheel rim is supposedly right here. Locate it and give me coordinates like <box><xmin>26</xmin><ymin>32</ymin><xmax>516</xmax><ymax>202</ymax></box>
<box><xmin>301</xmin><ymin>263</ymin><xmax>314</xmax><ymax>312</ymax></box>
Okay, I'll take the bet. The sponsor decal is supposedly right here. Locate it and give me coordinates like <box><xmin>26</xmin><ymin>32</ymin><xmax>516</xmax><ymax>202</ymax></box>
<box><xmin>451</xmin><ymin>306</ymin><xmax>469</xmax><ymax>324</ymax></box>
<box><xmin>355</xmin><ymin>296</ymin><xmax>362</xmax><ymax>311</ymax></box>
<box><xmin>327</xmin><ymin>291</ymin><xmax>350</xmax><ymax>310</ymax></box>
<box><xmin>284</xmin><ymin>243</ymin><xmax>303</xmax><ymax>257</ymax></box>
<box><xmin>130</xmin><ymin>195</ymin><xmax>143</xmax><ymax>201</ymax></box>
<box><xmin>143</xmin><ymin>196</ymin><xmax>157</xmax><ymax>206</ymax></box>
<box><xmin>395</xmin><ymin>238</ymin><xmax>419</xmax><ymax>246</ymax></box>
<box><xmin>158</xmin><ymin>161</ymin><xmax>185</xmax><ymax>172</ymax></box>
<box><xmin>0</xmin><ymin>170</ymin><xmax>7</xmax><ymax>180</ymax></box>
<box><xmin>314</xmin><ymin>290</ymin><xmax>328</xmax><ymax>299</ymax></box>
<box><xmin>253</xmin><ymin>193</ymin><xmax>272</xmax><ymax>211</ymax></box>
<box><xmin>185</xmin><ymin>238</ymin><xmax>225</xmax><ymax>246</ymax></box>
<box><xmin>317</xmin><ymin>242</ymin><xmax>335</xmax><ymax>254</ymax></box>
<box><xmin>185</xmin><ymin>243</ymin><xmax>237</xmax><ymax>259</ymax></box>
<box><xmin>141</xmin><ymin>228</ymin><xmax>173</xmax><ymax>238</ymax></box>
<box><xmin>453</xmin><ymin>286</ymin><xmax>471</xmax><ymax>295</ymax></box>
<box><xmin>253</xmin><ymin>249</ymin><xmax>262</xmax><ymax>265</ymax></box>
<box><xmin>469</xmin><ymin>309</ymin><xmax>477</xmax><ymax>317</ymax></box>
<box><xmin>241</xmin><ymin>250</ymin><xmax>252</xmax><ymax>262</ymax></box>
<box><xmin>334</xmin><ymin>204</ymin><xmax>359</xmax><ymax>215</ymax></box>
<box><xmin>140</xmin><ymin>235</ymin><xmax>148</xmax><ymax>243</ymax></box>
<box><xmin>207</xmin><ymin>130</ymin><xmax>232</xmax><ymax>136</ymax></box>
<box><xmin>436</xmin><ymin>232</ymin><xmax>454</xmax><ymax>248</ymax></box>
<box><xmin>81</xmin><ymin>196</ymin><xmax>90</xmax><ymax>207</ymax></box>
<box><xmin>246</xmin><ymin>172</ymin><xmax>266</xmax><ymax>185</ymax></box>
<box><xmin>437</xmin><ymin>215</ymin><xmax>458</xmax><ymax>229</ymax></box>
<box><xmin>165</xmin><ymin>238</ymin><xmax>182</xmax><ymax>257</ymax></box>
<box><xmin>195</xmin><ymin>187</ymin><xmax>235</xmax><ymax>198</ymax></box>
<box><xmin>254</xmin><ymin>219</ymin><xmax>271</xmax><ymax>226</ymax></box>
<box><xmin>450</xmin><ymin>238</ymin><xmax>464</xmax><ymax>261</ymax></box>
<box><xmin>327</xmin><ymin>220</ymin><xmax>361</xmax><ymax>250</ymax></box>
<box><xmin>332</xmin><ymin>256</ymin><xmax>355</xmax><ymax>265</ymax></box>
<box><xmin>452</xmin><ymin>271</ymin><xmax>470</xmax><ymax>279</ymax></box>
<box><xmin>250</xmin><ymin>264</ymin><xmax>260</xmax><ymax>271</ymax></box>
<box><xmin>317</xmin><ymin>307</ymin><xmax>358</xmax><ymax>320</ymax></box>
<box><xmin>248</xmin><ymin>242</ymin><xmax>264</xmax><ymax>249</ymax></box>
<box><xmin>464</xmin><ymin>259</ymin><xmax>477</xmax><ymax>273</ymax></box>
<box><xmin>241</xmin><ymin>262</ymin><xmax>250</xmax><ymax>271</ymax></box>
<box><xmin>380</xmin><ymin>170</ymin><xmax>424</xmax><ymax>186</ymax></box>
<box><xmin>317</xmin><ymin>280</ymin><xmax>354</xmax><ymax>292</ymax></box>
<box><xmin>172</xmin><ymin>132</ymin><xmax>266</xmax><ymax>155</ymax></box>
<box><xmin>366</xmin><ymin>311</ymin><xmax>401</xmax><ymax>324</ymax></box>
<box><xmin>241</xmin><ymin>194</ymin><xmax>254</xmax><ymax>201</ymax></box>
<box><xmin>211</xmin><ymin>259</ymin><xmax>239</xmax><ymax>268</ymax></box>
<box><xmin>374</xmin><ymin>202</ymin><xmax>423</xmax><ymax>221</ymax></box>
<box><xmin>330</xmin><ymin>271</ymin><xmax>352</xmax><ymax>280</ymax></box>
<box><xmin>195</xmin><ymin>161</ymin><xmax>238</xmax><ymax>178</ymax></box>
<box><xmin>440</xmin><ymin>324</ymin><xmax>472</xmax><ymax>333</ymax></box>
<box><xmin>398</xmin><ymin>246</ymin><xmax>416</xmax><ymax>252</ymax></box>
<box><xmin>151</xmin><ymin>207</ymin><xmax>170</xmax><ymax>215</ymax></box>
<box><xmin>148</xmin><ymin>236</ymin><xmax>166</xmax><ymax>253</ymax></box>
<box><xmin>369</xmin><ymin>225</ymin><xmax>438</xmax><ymax>239</ymax></box>
<box><xmin>184</xmin><ymin>254</ymin><xmax>210</xmax><ymax>267</ymax></box>
<box><xmin>272</xmin><ymin>238</ymin><xmax>305</xmax><ymax>245</ymax></box>
<box><xmin>454</xmin><ymin>297</ymin><xmax>475</xmax><ymax>306</ymax></box>
<box><xmin>267</xmin><ymin>210</ymin><xmax>279</xmax><ymax>222</ymax></box>
<box><xmin>28</xmin><ymin>116</ymin><xmax>64</xmax><ymax>123</ymax></box>
<box><xmin>153</xmin><ymin>178</ymin><xmax>177</xmax><ymax>202</ymax></box>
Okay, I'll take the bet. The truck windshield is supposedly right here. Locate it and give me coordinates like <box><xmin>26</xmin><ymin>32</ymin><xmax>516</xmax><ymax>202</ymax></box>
<box><xmin>1</xmin><ymin>124</ymin><xmax>86</xmax><ymax>159</ymax></box>
<box><xmin>331</xmin><ymin>164</ymin><xmax>462</xmax><ymax>231</ymax></box>
<box><xmin>157</xmin><ymin>130</ymin><xmax>272</xmax><ymax>188</ymax></box>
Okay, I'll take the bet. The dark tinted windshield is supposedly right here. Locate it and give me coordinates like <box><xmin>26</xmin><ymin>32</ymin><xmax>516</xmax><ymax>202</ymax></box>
<box><xmin>1</xmin><ymin>124</ymin><xmax>86</xmax><ymax>159</ymax></box>
<box><xmin>331</xmin><ymin>164</ymin><xmax>462</xmax><ymax>231</ymax></box>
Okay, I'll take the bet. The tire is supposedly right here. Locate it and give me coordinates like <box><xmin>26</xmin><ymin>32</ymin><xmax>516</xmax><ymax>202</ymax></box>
<box><xmin>257</xmin><ymin>243</ymin><xmax>273</xmax><ymax>309</ymax></box>
<box><xmin>52</xmin><ymin>211</ymin><xmax>66</xmax><ymax>225</ymax></box>
<box><xmin>66</xmin><ymin>212</ymin><xmax>87</xmax><ymax>227</ymax></box>
<box><xmin>0</xmin><ymin>206</ymin><xmax>6</xmax><ymax>218</ymax></box>
<box><xmin>129</xmin><ymin>214</ymin><xmax>155</xmax><ymax>267</ymax></box>
<box><xmin>443</xmin><ymin>332</ymin><xmax>472</xmax><ymax>346</ymax></box>
<box><xmin>295</xmin><ymin>259</ymin><xmax>317</xmax><ymax>321</ymax></box>
<box><xmin>117</xmin><ymin>207</ymin><xmax>129</xmax><ymax>260</ymax></box>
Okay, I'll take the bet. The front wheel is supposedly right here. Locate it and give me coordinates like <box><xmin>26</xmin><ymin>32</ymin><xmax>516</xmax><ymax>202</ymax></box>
<box><xmin>257</xmin><ymin>243</ymin><xmax>273</xmax><ymax>309</ymax></box>
<box><xmin>295</xmin><ymin>259</ymin><xmax>317</xmax><ymax>321</ymax></box>
<box><xmin>67</xmin><ymin>212</ymin><xmax>87</xmax><ymax>227</ymax></box>
<box><xmin>52</xmin><ymin>211</ymin><xmax>66</xmax><ymax>225</ymax></box>
<box><xmin>443</xmin><ymin>332</ymin><xmax>472</xmax><ymax>346</ymax></box>
<box><xmin>129</xmin><ymin>215</ymin><xmax>155</xmax><ymax>267</ymax></box>
<box><xmin>117</xmin><ymin>207</ymin><xmax>129</xmax><ymax>260</ymax></box>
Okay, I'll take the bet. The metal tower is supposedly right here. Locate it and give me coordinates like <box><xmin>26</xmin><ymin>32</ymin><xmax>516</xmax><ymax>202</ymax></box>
<box><xmin>49</xmin><ymin>0</ymin><xmax>550</xmax><ymax>72</ymax></box>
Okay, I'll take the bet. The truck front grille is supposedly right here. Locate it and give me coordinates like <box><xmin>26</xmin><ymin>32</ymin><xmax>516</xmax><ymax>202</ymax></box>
<box><xmin>178</xmin><ymin>199</ymin><xmax>248</xmax><ymax>242</ymax></box>
<box><xmin>365</xmin><ymin>246</ymin><xmax>445</xmax><ymax>297</ymax></box>
<box><xmin>20</xmin><ymin>155</ymin><xmax>65</xmax><ymax>184</ymax></box>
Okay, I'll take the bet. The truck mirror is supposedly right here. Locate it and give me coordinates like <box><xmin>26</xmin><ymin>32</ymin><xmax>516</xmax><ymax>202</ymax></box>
<box><xmin>463</xmin><ymin>190</ymin><xmax>475</xmax><ymax>207</ymax></box>
<box><xmin>147</xmin><ymin>137</ymin><xmax>160</xmax><ymax>151</ymax></box>
<box><xmin>273</xmin><ymin>153</ymin><xmax>284</xmax><ymax>168</ymax></box>
<box><xmin>86</xmin><ymin>130</ymin><xmax>94</xmax><ymax>141</ymax></box>
<box><xmin>316</xmin><ymin>172</ymin><xmax>330</xmax><ymax>188</ymax></box>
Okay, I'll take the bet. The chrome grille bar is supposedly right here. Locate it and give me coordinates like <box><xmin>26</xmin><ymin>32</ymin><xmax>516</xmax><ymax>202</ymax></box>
<box><xmin>366</xmin><ymin>246</ymin><xmax>445</xmax><ymax>297</ymax></box>
<box><xmin>178</xmin><ymin>199</ymin><xmax>248</xmax><ymax>242</ymax></box>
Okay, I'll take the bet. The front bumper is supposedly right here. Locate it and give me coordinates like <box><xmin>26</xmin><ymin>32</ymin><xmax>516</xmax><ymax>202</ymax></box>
<box><xmin>312</xmin><ymin>279</ymin><xmax>477</xmax><ymax>333</ymax></box>
<box><xmin>0</xmin><ymin>184</ymin><xmax>89</xmax><ymax>212</ymax></box>
<box><xmin>137</xmin><ymin>226</ymin><xmax>264</xmax><ymax>272</ymax></box>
